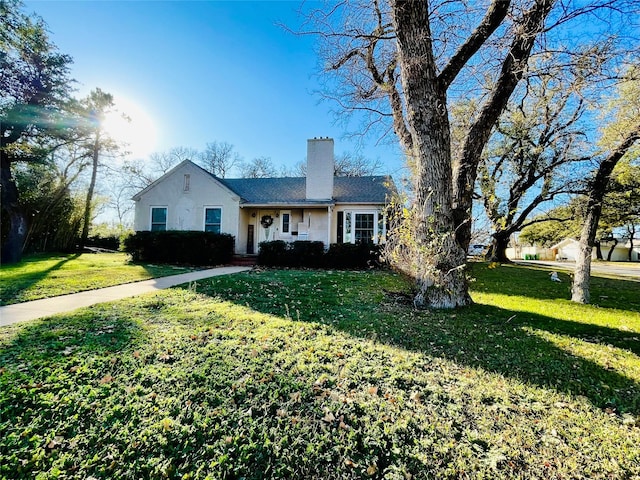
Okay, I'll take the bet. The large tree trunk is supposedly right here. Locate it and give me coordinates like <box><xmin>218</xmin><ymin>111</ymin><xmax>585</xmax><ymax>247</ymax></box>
<box><xmin>486</xmin><ymin>233</ymin><xmax>511</xmax><ymax>263</ymax></box>
<box><xmin>572</xmin><ymin>124</ymin><xmax>640</xmax><ymax>303</ymax></box>
<box><xmin>0</xmin><ymin>155</ymin><xmax>28</xmax><ymax>264</ymax></box>
<box><xmin>391</xmin><ymin>1</ymin><xmax>470</xmax><ymax>309</ymax></box>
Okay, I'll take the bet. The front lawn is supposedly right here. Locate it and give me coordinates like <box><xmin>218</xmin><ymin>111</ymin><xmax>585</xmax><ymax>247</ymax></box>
<box><xmin>0</xmin><ymin>253</ymin><xmax>196</xmax><ymax>305</ymax></box>
<box><xmin>0</xmin><ymin>264</ymin><xmax>638</xmax><ymax>478</ymax></box>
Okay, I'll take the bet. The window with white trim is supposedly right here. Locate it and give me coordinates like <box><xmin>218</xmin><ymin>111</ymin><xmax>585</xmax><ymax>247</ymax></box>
<box><xmin>342</xmin><ymin>211</ymin><xmax>380</xmax><ymax>244</ymax></box>
<box><xmin>204</xmin><ymin>207</ymin><xmax>222</xmax><ymax>233</ymax></box>
<box><xmin>151</xmin><ymin>207</ymin><xmax>167</xmax><ymax>231</ymax></box>
<box><xmin>355</xmin><ymin>213</ymin><xmax>375</xmax><ymax>244</ymax></box>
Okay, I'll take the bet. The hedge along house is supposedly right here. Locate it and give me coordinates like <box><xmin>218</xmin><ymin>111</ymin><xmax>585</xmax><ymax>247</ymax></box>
<box><xmin>132</xmin><ymin>138</ymin><xmax>395</xmax><ymax>255</ymax></box>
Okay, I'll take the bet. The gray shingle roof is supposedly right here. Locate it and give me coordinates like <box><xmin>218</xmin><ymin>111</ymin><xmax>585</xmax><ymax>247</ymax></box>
<box><xmin>219</xmin><ymin>176</ymin><xmax>394</xmax><ymax>205</ymax></box>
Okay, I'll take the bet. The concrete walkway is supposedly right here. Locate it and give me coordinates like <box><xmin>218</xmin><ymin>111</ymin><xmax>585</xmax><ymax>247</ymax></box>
<box><xmin>0</xmin><ymin>266</ymin><xmax>251</xmax><ymax>327</ymax></box>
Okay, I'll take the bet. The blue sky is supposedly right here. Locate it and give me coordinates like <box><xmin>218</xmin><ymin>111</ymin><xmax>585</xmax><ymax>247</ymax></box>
<box><xmin>25</xmin><ymin>0</ymin><xmax>405</xmax><ymax>177</ymax></box>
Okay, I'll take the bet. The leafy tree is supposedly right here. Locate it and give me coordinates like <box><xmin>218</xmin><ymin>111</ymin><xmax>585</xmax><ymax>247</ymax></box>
<box><xmin>520</xmin><ymin>162</ymin><xmax>640</xmax><ymax>260</ymax></box>
<box><xmin>0</xmin><ymin>0</ymin><xmax>74</xmax><ymax>263</ymax></box>
<box><xmin>479</xmin><ymin>72</ymin><xmax>590</xmax><ymax>262</ymax></box>
<box><xmin>605</xmin><ymin>161</ymin><xmax>640</xmax><ymax>260</ymax></box>
<box><xmin>519</xmin><ymin>203</ymin><xmax>582</xmax><ymax>246</ymax></box>
<box><xmin>572</xmin><ymin>68</ymin><xmax>640</xmax><ymax>303</ymax></box>
<box><xmin>12</xmin><ymin>161</ymin><xmax>83</xmax><ymax>253</ymax></box>
<box><xmin>76</xmin><ymin>88</ymin><xmax>121</xmax><ymax>250</ymax></box>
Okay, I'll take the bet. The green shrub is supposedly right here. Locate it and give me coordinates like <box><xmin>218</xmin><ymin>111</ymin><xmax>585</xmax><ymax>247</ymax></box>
<box><xmin>257</xmin><ymin>240</ymin><xmax>289</xmax><ymax>266</ymax></box>
<box><xmin>86</xmin><ymin>234</ymin><xmax>120</xmax><ymax>250</ymax></box>
<box><xmin>257</xmin><ymin>241</ymin><xmax>382</xmax><ymax>269</ymax></box>
<box><xmin>124</xmin><ymin>231</ymin><xmax>234</xmax><ymax>265</ymax></box>
<box><xmin>325</xmin><ymin>242</ymin><xmax>382</xmax><ymax>269</ymax></box>
<box><xmin>258</xmin><ymin>241</ymin><xmax>325</xmax><ymax>267</ymax></box>
<box><xmin>291</xmin><ymin>241</ymin><xmax>324</xmax><ymax>267</ymax></box>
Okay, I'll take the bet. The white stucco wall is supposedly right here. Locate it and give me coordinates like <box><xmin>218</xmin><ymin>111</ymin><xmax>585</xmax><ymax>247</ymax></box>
<box><xmin>602</xmin><ymin>244</ymin><xmax>640</xmax><ymax>261</ymax></box>
<box><xmin>506</xmin><ymin>245</ymin><xmax>554</xmax><ymax>260</ymax></box>
<box><xmin>133</xmin><ymin>162</ymin><xmax>241</xmax><ymax>251</ymax></box>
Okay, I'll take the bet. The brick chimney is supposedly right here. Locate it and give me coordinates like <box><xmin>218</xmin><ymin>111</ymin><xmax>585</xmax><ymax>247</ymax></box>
<box><xmin>305</xmin><ymin>137</ymin><xmax>334</xmax><ymax>200</ymax></box>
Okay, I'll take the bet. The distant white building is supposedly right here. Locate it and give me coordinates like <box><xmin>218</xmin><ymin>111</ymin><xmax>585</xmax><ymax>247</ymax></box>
<box><xmin>507</xmin><ymin>237</ymin><xmax>640</xmax><ymax>262</ymax></box>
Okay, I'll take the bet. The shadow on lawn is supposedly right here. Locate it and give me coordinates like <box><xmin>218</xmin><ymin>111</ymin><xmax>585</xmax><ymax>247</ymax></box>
<box><xmin>392</xmin><ymin>303</ymin><xmax>640</xmax><ymax>414</ymax></box>
<box><xmin>189</xmin><ymin>271</ymin><xmax>640</xmax><ymax>415</ymax></box>
<box><xmin>0</xmin><ymin>253</ymin><xmax>80</xmax><ymax>306</ymax></box>
<box><xmin>0</xmin><ymin>304</ymin><xmax>143</xmax><ymax>364</ymax></box>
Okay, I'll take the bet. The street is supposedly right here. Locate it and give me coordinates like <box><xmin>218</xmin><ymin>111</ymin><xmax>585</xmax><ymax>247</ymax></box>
<box><xmin>517</xmin><ymin>260</ymin><xmax>640</xmax><ymax>281</ymax></box>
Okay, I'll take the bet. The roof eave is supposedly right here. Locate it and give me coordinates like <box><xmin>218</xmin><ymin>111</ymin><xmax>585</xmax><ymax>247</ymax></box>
<box><xmin>240</xmin><ymin>202</ymin><xmax>335</xmax><ymax>208</ymax></box>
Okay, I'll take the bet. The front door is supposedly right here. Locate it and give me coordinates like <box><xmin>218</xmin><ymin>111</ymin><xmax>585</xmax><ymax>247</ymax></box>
<box><xmin>247</xmin><ymin>225</ymin><xmax>255</xmax><ymax>254</ymax></box>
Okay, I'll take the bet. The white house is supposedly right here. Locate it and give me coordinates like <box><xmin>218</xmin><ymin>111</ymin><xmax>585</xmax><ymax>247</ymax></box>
<box><xmin>549</xmin><ymin>238</ymin><xmax>581</xmax><ymax>261</ymax></box>
<box><xmin>545</xmin><ymin>238</ymin><xmax>640</xmax><ymax>262</ymax></box>
<box><xmin>132</xmin><ymin>138</ymin><xmax>395</xmax><ymax>254</ymax></box>
<box><xmin>506</xmin><ymin>236</ymin><xmax>640</xmax><ymax>262</ymax></box>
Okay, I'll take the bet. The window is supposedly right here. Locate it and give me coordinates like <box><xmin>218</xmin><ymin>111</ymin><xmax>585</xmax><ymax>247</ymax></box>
<box><xmin>151</xmin><ymin>207</ymin><xmax>167</xmax><ymax>231</ymax></box>
<box><xmin>341</xmin><ymin>211</ymin><xmax>380</xmax><ymax>244</ymax></box>
<box><xmin>281</xmin><ymin>211</ymin><xmax>291</xmax><ymax>234</ymax></box>
<box><xmin>354</xmin><ymin>213</ymin><xmax>375</xmax><ymax>244</ymax></box>
<box><xmin>183</xmin><ymin>174</ymin><xmax>190</xmax><ymax>192</ymax></box>
<box><xmin>204</xmin><ymin>207</ymin><xmax>222</xmax><ymax>233</ymax></box>
<box><xmin>344</xmin><ymin>212</ymin><xmax>352</xmax><ymax>243</ymax></box>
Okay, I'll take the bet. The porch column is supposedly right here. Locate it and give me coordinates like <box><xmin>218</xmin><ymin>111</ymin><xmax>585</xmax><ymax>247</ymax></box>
<box><xmin>327</xmin><ymin>206</ymin><xmax>332</xmax><ymax>248</ymax></box>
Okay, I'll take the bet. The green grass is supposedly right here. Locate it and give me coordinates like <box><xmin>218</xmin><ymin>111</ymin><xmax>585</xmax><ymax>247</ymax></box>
<box><xmin>0</xmin><ymin>264</ymin><xmax>638</xmax><ymax>479</ymax></box>
<box><xmin>0</xmin><ymin>253</ymin><xmax>196</xmax><ymax>305</ymax></box>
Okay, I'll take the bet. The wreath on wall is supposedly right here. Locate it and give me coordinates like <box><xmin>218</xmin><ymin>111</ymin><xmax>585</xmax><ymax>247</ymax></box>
<box><xmin>260</xmin><ymin>215</ymin><xmax>274</xmax><ymax>228</ymax></box>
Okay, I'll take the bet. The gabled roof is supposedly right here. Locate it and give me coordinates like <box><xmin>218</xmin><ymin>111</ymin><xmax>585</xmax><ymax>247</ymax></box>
<box><xmin>220</xmin><ymin>177</ymin><xmax>307</xmax><ymax>204</ymax></box>
<box><xmin>549</xmin><ymin>238</ymin><xmax>579</xmax><ymax>250</ymax></box>
<box><xmin>132</xmin><ymin>160</ymin><xmax>395</xmax><ymax>206</ymax></box>
<box><xmin>219</xmin><ymin>175</ymin><xmax>394</xmax><ymax>206</ymax></box>
<box><xmin>131</xmin><ymin>160</ymin><xmax>239</xmax><ymax>201</ymax></box>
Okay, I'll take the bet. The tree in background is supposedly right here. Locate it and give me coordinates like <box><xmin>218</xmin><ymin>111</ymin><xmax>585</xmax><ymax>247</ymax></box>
<box><xmin>0</xmin><ymin>0</ymin><xmax>74</xmax><ymax>263</ymax></box>
<box><xmin>605</xmin><ymin>161</ymin><xmax>640</xmax><ymax>260</ymax></box>
<box><xmin>572</xmin><ymin>68</ymin><xmax>640</xmax><ymax>303</ymax></box>
<box><xmin>239</xmin><ymin>156</ymin><xmax>278</xmax><ymax>178</ymax></box>
<box><xmin>197</xmin><ymin>141</ymin><xmax>241</xmax><ymax>178</ymax></box>
<box><xmin>520</xmin><ymin>162</ymin><xmax>640</xmax><ymax>260</ymax></box>
<box><xmin>121</xmin><ymin>146</ymin><xmax>202</xmax><ymax>193</ymax></box>
<box><xmin>148</xmin><ymin>146</ymin><xmax>198</xmax><ymax>175</ymax></box>
<box><xmin>291</xmin><ymin>151</ymin><xmax>383</xmax><ymax>177</ymax></box>
<box><xmin>519</xmin><ymin>202</ymin><xmax>583</xmax><ymax>247</ymax></box>
<box><xmin>479</xmin><ymin>72</ymin><xmax>590</xmax><ymax>262</ymax></box>
<box><xmin>77</xmin><ymin>88</ymin><xmax>122</xmax><ymax>250</ymax></box>
<box><xmin>14</xmin><ymin>161</ymin><xmax>84</xmax><ymax>253</ymax></box>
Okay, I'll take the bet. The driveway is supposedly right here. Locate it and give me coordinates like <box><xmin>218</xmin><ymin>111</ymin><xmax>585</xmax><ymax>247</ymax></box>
<box><xmin>517</xmin><ymin>260</ymin><xmax>640</xmax><ymax>281</ymax></box>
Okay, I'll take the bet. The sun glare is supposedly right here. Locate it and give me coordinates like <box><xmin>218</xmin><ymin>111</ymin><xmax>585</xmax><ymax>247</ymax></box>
<box><xmin>102</xmin><ymin>96</ymin><xmax>158</xmax><ymax>159</ymax></box>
